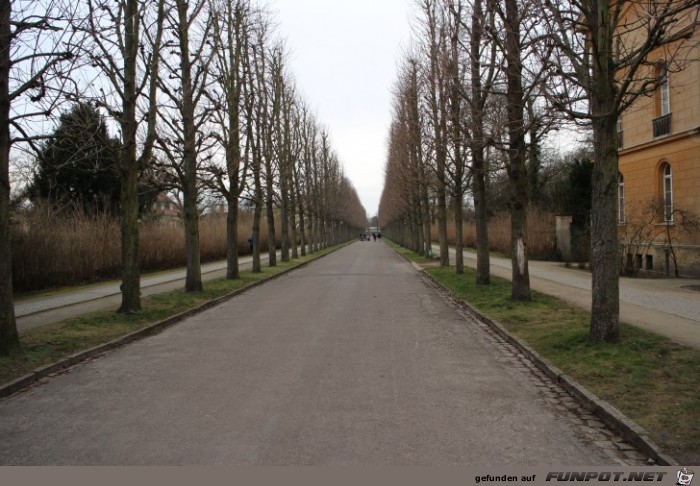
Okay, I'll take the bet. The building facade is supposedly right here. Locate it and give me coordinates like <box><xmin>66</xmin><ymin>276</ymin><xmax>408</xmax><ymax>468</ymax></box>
<box><xmin>617</xmin><ymin>8</ymin><xmax>700</xmax><ymax>277</ymax></box>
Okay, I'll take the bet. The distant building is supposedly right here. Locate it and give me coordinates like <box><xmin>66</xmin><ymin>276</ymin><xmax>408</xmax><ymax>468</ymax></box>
<box><xmin>151</xmin><ymin>193</ymin><xmax>180</xmax><ymax>221</ymax></box>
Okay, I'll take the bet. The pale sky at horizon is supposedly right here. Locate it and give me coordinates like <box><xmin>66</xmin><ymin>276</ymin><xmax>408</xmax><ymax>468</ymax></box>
<box><xmin>271</xmin><ymin>0</ymin><xmax>417</xmax><ymax>219</ymax></box>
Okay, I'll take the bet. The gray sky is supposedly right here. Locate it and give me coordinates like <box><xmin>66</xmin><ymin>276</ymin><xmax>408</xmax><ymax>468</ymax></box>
<box><xmin>272</xmin><ymin>1</ymin><xmax>416</xmax><ymax>218</ymax></box>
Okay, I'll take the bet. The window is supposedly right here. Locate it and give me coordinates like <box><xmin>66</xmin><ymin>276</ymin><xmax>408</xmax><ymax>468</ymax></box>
<box><xmin>617</xmin><ymin>174</ymin><xmax>625</xmax><ymax>224</ymax></box>
<box><xmin>616</xmin><ymin>119</ymin><xmax>623</xmax><ymax>148</ymax></box>
<box><xmin>653</xmin><ymin>66</ymin><xmax>672</xmax><ymax>137</ymax></box>
<box><xmin>660</xmin><ymin>69</ymin><xmax>670</xmax><ymax>116</ymax></box>
<box><xmin>618</xmin><ymin>173</ymin><xmax>625</xmax><ymax>223</ymax></box>
<box><xmin>661</xmin><ymin>162</ymin><xmax>673</xmax><ymax>221</ymax></box>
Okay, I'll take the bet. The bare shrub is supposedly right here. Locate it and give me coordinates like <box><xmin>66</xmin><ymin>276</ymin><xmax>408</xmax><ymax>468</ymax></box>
<box><xmin>527</xmin><ymin>208</ymin><xmax>558</xmax><ymax>260</ymax></box>
<box><xmin>140</xmin><ymin>219</ymin><xmax>185</xmax><ymax>272</ymax></box>
<box><xmin>12</xmin><ymin>203</ymin><xmax>121</xmax><ymax>291</ymax></box>
<box><xmin>433</xmin><ymin>208</ymin><xmax>557</xmax><ymax>259</ymax></box>
<box><xmin>619</xmin><ymin>198</ymin><xmax>659</xmax><ymax>277</ymax></box>
<box><xmin>10</xmin><ymin>205</ymin><xmax>283</xmax><ymax>292</ymax></box>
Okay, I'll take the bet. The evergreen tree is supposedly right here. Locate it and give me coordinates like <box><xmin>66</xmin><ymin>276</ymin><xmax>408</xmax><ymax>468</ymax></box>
<box><xmin>28</xmin><ymin>103</ymin><xmax>121</xmax><ymax>214</ymax></box>
<box><xmin>567</xmin><ymin>158</ymin><xmax>593</xmax><ymax>228</ymax></box>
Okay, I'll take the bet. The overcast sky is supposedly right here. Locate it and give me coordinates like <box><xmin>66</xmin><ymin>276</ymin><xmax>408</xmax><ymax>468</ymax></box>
<box><xmin>271</xmin><ymin>1</ymin><xmax>416</xmax><ymax>218</ymax></box>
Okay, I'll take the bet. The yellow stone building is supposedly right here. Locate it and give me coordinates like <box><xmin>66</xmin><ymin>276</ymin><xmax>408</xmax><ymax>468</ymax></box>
<box><xmin>617</xmin><ymin>9</ymin><xmax>700</xmax><ymax>277</ymax></box>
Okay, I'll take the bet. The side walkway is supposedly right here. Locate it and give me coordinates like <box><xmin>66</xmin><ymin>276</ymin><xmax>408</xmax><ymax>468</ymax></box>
<box><xmin>14</xmin><ymin>251</ymin><xmax>287</xmax><ymax>334</ymax></box>
<box><xmin>434</xmin><ymin>245</ymin><xmax>700</xmax><ymax>349</ymax></box>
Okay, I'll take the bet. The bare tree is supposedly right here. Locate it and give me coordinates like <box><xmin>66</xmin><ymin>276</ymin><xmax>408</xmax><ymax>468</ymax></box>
<box><xmin>490</xmin><ymin>0</ymin><xmax>533</xmax><ymax>300</ymax></box>
<box><xmin>380</xmin><ymin>113</ymin><xmax>419</xmax><ymax>249</ymax></box>
<box><xmin>380</xmin><ymin>54</ymin><xmax>433</xmax><ymax>253</ymax></box>
<box><xmin>664</xmin><ymin>207</ymin><xmax>700</xmax><ymax>278</ymax></box>
<box><xmin>277</xmin><ymin>78</ymin><xmax>297</xmax><ymax>262</ymax></box>
<box><xmin>81</xmin><ymin>0</ymin><xmax>166</xmax><ymax>313</ymax></box>
<box><xmin>419</xmin><ymin>0</ymin><xmax>451</xmax><ymax>266</ymax></box>
<box><xmin>619</xmin><ymin>198</ymin><xmax>660</xmax><ymax>276</ymax></box>
<box><xmin>294</xmin><ymin>102</ymin><xmax>317</xmax><ymax>256</ymax></box>
<box><xmin>446</xmin><ymin>0</ymin><xmax>468</xmax><ymax>274</ymax></box>
<box><xmin>285</xmin><ymin>91</ymin><xmax>305</xmax><ymax>259</ymax></box>
<box><xmin>206</xmin><ymin>0</ymin><xmax>252</xmax><ymax>280</ymax></box>
<box><xmin>263</xmin><ymin>46</ymin><xmax>284</xmax><ymax>265</ymax></box>
<box><xmin>245</xmin><ymin>18</ymin><xmax>270</xmax><ymax>272</ymax></box>
<box><xmin>461</xmin><ymin>0</ymin><xmax>498</xmax><ymax>284</ymax></box>
<box><xmin>155</xmin><ymin>0</ymin><xmax>215</xmax><ymax>292</ymax></box>
<box><xmin>536</xmin><ymin>0</ymin><xmax>700</xmax><ymax>342</ymax></box>
<box><xmin>1</xmin><ymin>0</ymin><xmax>80</xmax><ymax>354</ymax></box>
<box><xmin>393</xmin><ymin>56</ymin><xmax>432</xmax><ymax>255</ymax></box>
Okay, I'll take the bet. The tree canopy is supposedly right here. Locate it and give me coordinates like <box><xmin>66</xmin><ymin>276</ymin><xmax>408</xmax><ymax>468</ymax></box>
<box><xmin>27</xmin><ymin>103</ymin><xmax>121</xmax><ymax>215</ymax></box>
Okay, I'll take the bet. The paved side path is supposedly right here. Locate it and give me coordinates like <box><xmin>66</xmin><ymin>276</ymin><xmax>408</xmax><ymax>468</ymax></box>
<box><xmin>0</xmin><ymin>242</ymin><xmax>644</xmax><ymax>465</ymax></box>
<box><xmin>15</xmin><ymin>251</ymin><xmax>283</xmax><ymax>333</ymax></box>
<box><xmin>436</xmin><ymin>245</ymin><xmax>700</xmax><ymax>349</ymax></box>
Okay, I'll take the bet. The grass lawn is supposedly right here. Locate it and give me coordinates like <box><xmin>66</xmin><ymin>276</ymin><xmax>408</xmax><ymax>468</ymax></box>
<box><xmin>390</xmin><ymin>242</ymin><xmax>699</xmax><ymax>465</ymax></box>
<box><xmin>0</xmin><ymin>247</ymin><xmax>339</xmax><ymax>390</ymax></box>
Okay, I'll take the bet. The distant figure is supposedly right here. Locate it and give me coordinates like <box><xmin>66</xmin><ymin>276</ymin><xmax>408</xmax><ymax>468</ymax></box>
<box><xmin>372</xmin><ymin>233</ymin><xmax>377</xmax><ymax>241</ymax></box>
<box><xmin>377</xmin><ymin>231</ymin><xmax>382</xmax><ymax>240</ymax></box>
<box><xmin>248</xmin><ymin>235</ymin><xmax>254</xmax><ymax>254</ymax></box>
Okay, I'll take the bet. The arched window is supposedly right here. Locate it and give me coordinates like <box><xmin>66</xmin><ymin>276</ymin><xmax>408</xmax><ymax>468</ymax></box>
<box><xmin>618</xmin><ymin>173</ymin><xmax>625</xmax><ymax>223</ymax></box>
<box><xmin>661</xmin><ymin>162</ymin><xmax>673</xmax><ymax>221</ymax></box>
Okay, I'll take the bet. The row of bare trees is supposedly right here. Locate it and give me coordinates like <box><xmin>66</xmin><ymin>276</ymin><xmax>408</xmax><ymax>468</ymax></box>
<box><xmin>0</xmin><ymin>0</ymin><xmax>367</xmax><ymax>355</ymax></box>
<box><xmin>379</xmin><ymin>0</ymin><xmax>699</xmax><ymax>343</ymax></box>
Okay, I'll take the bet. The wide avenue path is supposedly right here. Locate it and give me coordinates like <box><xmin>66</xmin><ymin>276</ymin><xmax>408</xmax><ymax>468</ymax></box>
<box><xmin>0</xmin><ymin>242</ymin><xmax>643</xmax><ymax>465</ymax></box>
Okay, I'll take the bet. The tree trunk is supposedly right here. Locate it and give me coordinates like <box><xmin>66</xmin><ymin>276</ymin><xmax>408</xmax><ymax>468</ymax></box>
<box><xmin>0</xmin><ymin>0</ymin><xmax>21</xmax><ymax>355</ymax></box>
<box><xmin>294</xmin><ymin>160</ymin><xmax>306</xmax><ymax>256</ymax></box>
<box><xmin>265</xmin><ymin>185</ymin><xmax>276</xmax><ymax>267</ymax></box>
<box><xmin>426</xmin><ymin>2</ymin><xmax>449</xmax><ymax>267</ymax></box>
<box><xmin>304</xmin><ymin>150</ymin><xmax>315</xmax><ymax>254</ymax></box>
<box><xmin>410</xmin><ymin>203</ymin><xmax>420</xmax><ymax>253</ymax></box>
<box><xmin>280</xmin><ymin>185</ymin><xmax>289</xmax><ymax>261</ymax></box>
<box><xmin>118</xmin><ymin>160</ymin><xmax>141</xmax><ymax>312</ymax></box>
<box><xmin>252</xmin><ymin>140</ymin><xmax>263</xmax><ymax>273</ymax></box>
<box><xmin>264</xmin><ymin>102</ymin><xmax>277</xmax><ymax>265</ymax></box>
<box><xmin>183</xmin><ymin>193</ymin><xmax>202</xmax><ymax>292</ymax></box>
<box><xmin>118</xmin><ymin>0</ymin><xmax>142</xmax><ymax>313</ymax></box>
<box><xmin>454</xmin><ymin>197</ymin><xmax>464</xmax><ymax>274</ymax></box>
<box><xmin>503</xmin><ymin>0</ymin><xmax>531</xmax><ymax>301</ymax></box>
<box><xmin>588</xmin><ymin>0</ymin><xmax>620</xmax><ymax>343</ymax></box>
<box><xmin>473</xmin><ymin>147</ymin><xmax>490</xmax><ymax>284</ymax></box>
<box><xmin>407</xmin><ymin>60</ymin><xmax>431</xmax><ymax>258</ymax></box>
<box><xmin>226</xmin><ymin>197</ymin><xmax>239</xmax><ymax>279</ymax></box>
<box><xmin>436</xmin><ymin>149</ymin><xmax>449</xmax><ymax>266</ymax></box>
<box><xmin>450</xmin><ymin>22</ymin><xmax>464</xmax><ymax>275</ymax></box>
<box><xmin>589</xmin><ymin>117</ymin><xmax>620</xmax><ymax>342</ymax></box>
<box><xmin>470</xmin><ymin>0</ymin><xmax>490</xmax><ymax>285</ymax></box>
<box><xmin>289</xmin><ymin>184</ymin><xmax>298</xmax><ymax>259</ymax></box>
<box><xmin>177</xmin><ymin>0</ymin><xmax>202</xmax><ymax>293</ymax></box>
<box><xmin>309</xmin><ymin>213</ymin><xmax>316</xmax><ymax>253</ymax></box>
<box><xmin>279</xmin><ymin>128</ymin><xmax>290</xmax><ymax>262</ymax></box>
<box><xmin>416</xmin><ymin>199</ymin><xmax>425</xmax><ymax>255</ymax></box>
<box><xmin>421</xmin><ymin>174</ymin><xmax>432</xmax><ymax>258</ymax></box>
<box><xmin>225</xmin><ymin>61</ymin><xmax>241</xmax><ymax>279</ymax></box>
<box><xmin>510</xmin><ymin>203</ymin><xmax>530</xmax><ymax>300</ymax></box>
<box><xmin>252</xmin><ymin>167</ymin><xmax>263</xmax><ymax>273</ymax></box>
